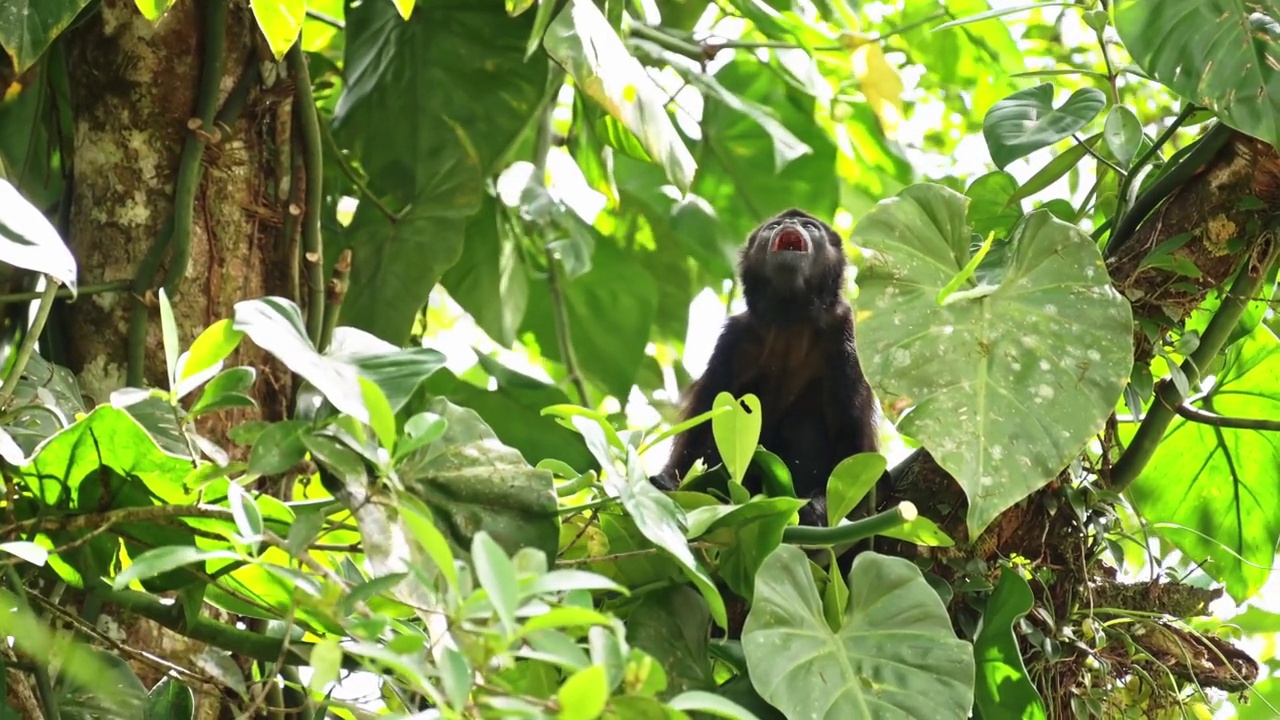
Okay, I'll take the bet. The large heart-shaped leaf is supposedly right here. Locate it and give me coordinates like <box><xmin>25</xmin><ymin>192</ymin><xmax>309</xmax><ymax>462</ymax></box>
<box><xmin>543</xmin><ymin>0</ymin><xmax>696</xmax><ymax>191</ymax></box>
<box><xmin>0</xmin><ymin>179</ymin><xmax>78</xmax><ymax>292</ymax></box>
<box><xmin>982</xmin><ymin>84</ymin><xmax>1106</xmax><ymax>169</ymax></box>
<box><xmin>1129</xmin><ymin>325</ymin><xmax>1280</xmax><ymax>601</ymax></box>
<box><xmin>1115</xmin><ymin>0</ymin><xmax>1280</xmax><ymax>148</ymax></box>
<box><xmin>852</xmin><ymin>183</ymin><xmax>1133</xmax><ymax>537</ymax></box>
<box><xmin>742</xmin><ymin>546</ymin><xmax>974</xmax><ymax>719</ymax></box>
<box><xmin>332</xmin><ymin>0</ymin><xmax>548</xmax><ymax>344</ymax></box>
<box><xmin>974</xmin><ymin>568</ymin><xmax>1046</xmax><ymax>718</ymax></box>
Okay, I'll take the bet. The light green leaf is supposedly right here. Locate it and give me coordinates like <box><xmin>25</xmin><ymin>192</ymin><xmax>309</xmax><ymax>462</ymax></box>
<box><xmin>825</xmin><ymin>453</ymin><xmax>887</xmax><ymax>526</ymax></box>
<box><xmin>853</xmin><ymin>184</ymin><xmax>1133</xmax><ymax>537</ymax></box>
<box><xmin>188</xmin><ymin>366</ymin><xmax>258</xmax><ymax>418</ymax></box>
<box><xmin>668</xmin><ymin>690</ymin><xmax>762</xmax><ymax>720</ymax></box>
<box><xmin>965</xmin><ymin>171</ymin><xmax>1023</xmax><ymax>240</ymax></box>
<box><xmin>307</xmin><ymin>638</ymin><xmax>342</xmax><ymax>696</ymax></box>
<box><xmin>711</xmin><ymin>392</ymin><xmax>762</xmax><ymax>485</ymax></box>
<box><xmin>226</xmin><ymin>482</ymin><xmax>264</xmax><ymax>550</ymax></box>
<box><xmin>1103</xmin><ymin>105</ymin><xmax>1143</xmax><ymax>168</ymax></box>
<box><xmin>112</xmin><ymin>547</ymin><xmax>241</xmax><ymax>591</ymax></box>
<box><xmin>358</xmin><ymin>376</ymin><xmax>397</xmax><ymax>452</ymax></box>
<box><xmin>158</xmin><ymin>287</ymin><xmax>179</xmax><ymax>388</ymax></box>
<box><xmin>982</xmin><ymin>84</ymin><xmax>1107</xmax><ymax>169</ymax></box>
<box><xmin>1115</xmin><ymin>0</ymin><xmax>1280</xmax><ymax>148</ymax></box>
<box><xmin>743</xmin><ymin>547</ymin><xmax>974</xmax><ymax>718</ymax></box>
<box><xmin>134</xmin><ymin>0</ymin><xmax>179</xmax><ymax>21</ymax></box>
<box><xmin>180</xmin><ymin>319</ymin><xmax>245</xmax><ymax>385</ymax></box>
<box><xmin>0</xmin><ymin>179</ymin><xmax>78</xmax><ymax>293</ymax></box>
<box><xmin>557</xmin><ymin>664</ymin><xmax>609</xmax><ymax>720</ymax></box>
<box><xmin>474</xmin><ymin>531</ymin><xmax>519</xmax><ymax>633</ymax></box>
<box><xmin>249</xmin><ymin>0</ymin><xmax>305</xmax><ymax>59</ymax></box>
<box><xmin>544</xmin><ymin>0</ymin><xmax>696</xmax><ymax>191</ymax></box>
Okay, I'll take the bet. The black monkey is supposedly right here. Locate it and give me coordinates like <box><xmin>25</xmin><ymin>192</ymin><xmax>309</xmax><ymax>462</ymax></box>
<box><xmin>653</xmin><ymin>208</ymin><xmax>881</xmax><ymax>528</ymax></box>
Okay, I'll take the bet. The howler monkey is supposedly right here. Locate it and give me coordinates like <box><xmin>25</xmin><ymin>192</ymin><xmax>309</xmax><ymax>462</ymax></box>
<box><xmin>652</xmin><ymin>208</ymin><xmax>881</xmax><ymax>528</ymax></box>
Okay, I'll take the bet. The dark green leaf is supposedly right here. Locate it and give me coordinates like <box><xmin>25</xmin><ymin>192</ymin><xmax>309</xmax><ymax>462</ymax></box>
<box><xmin>1103</xmin><ymin>105</ymin><xmax>1143</xmax><ymax>168</ymax></box>
<box><xmin>982</xmin><ymin>84</ymin><xmax>1107</xmax><ymax>169</ymax></box>
<box><xmin>965</xmin><ymin>171</ymin><xmax>1023</xmax><ymax>239</ymax></box>
<box><xmin>247</xmin><ymin>420</ymin><xmax>311</xmax><ymax>476</ymax></box>
<box><xmin>145</xmin><ymin>677</ymin><xmax>195</xmax><ymax>720</ymax></box>
<box><xmin>626</xmin><ymin>586</ymin><xmax>715</xmax><ymax>695</ymax></box>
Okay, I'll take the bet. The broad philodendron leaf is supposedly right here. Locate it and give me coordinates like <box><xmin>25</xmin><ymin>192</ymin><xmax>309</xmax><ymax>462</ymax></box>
<box><xmin>1129</xmin><ymin>325</ymin><xmax>1280</xmax><ymax>601</ymax></box>
<box><xmin>982</xmin><ymin>84</ymin><xmax>1106</xmax><ymax>169</ymax></box>
<box><xmin>397</xmin><ymin>397</ymin><xmax>559</xmax><ymax>560</ymax></box>
<box><xmin>853</xmin><ymin>184</ymin><xmax>1134</xmax><ymax>537</ymax></box>
<box><xmin>692</xmin><ymin>495</ymin><xmax>807</xmax><ymax>601</ymax></box>
<box><xmin>0</xmin><ymin>1</ymin><xmax>95</xmax><ymax>74</ymax></box>
<box><xmin>0</xmin><ymin>179</ymin><xmax>78</xmax><ymax>293</ymax></box>
<box><xmin>144</xmin><ymin>676</ymin><xmax>195</xmax><ymax>720</ymax></box>
<box><xmin>742</xmin><ymin>546</ymin><xmax>975</xmax><ymax>719</ymax></box>
<box><xmin>1116</xmin><ymin>1</ymin><xmax>1280</xmax><ymax>148</ymax></box>
<box><xmin>325</xmin><ymin>326</ymin><xmax>446</xmax><ymax>411</ymax></box>
<box><xmin>232</xmin><ymin>297</ymin><xmax>369</xmax><ymax>424</ymax></box>
<box><xmin>332</xmin><ymin>0</ymin><xmax>548</xmax><ymax>344</ymax></box>
<box><xmin>14</xmin><ymin>406</ymin><xmax>192</xmax><ymax>506</ymax></box>
<box><xmin>543</xmin><ymin>0</ymin><xmax>696</xmax><ymax>192</ymax></box>
<box><xmin>965</xmin><ymin>171</ymin><xmax>1023</xmax><ymax>240</ymax></box>
<box><xmin>974</xmin><ymin>568</ymin><xmax>1046</xmax><ymax>719</ymax></box>
<box><xmin>711</xmin><ymin>392</ymin><xmax>762</xmax><ymax>485</ymax></box>
<box><xmin>440</xmin><ymin>194</ymin><xmax>529</xmax><ymax>347</ymax></box>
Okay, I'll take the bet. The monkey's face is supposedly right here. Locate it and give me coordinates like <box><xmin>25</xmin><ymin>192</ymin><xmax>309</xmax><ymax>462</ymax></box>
<box><xmin>742</xmin><ymin>209</ymin><xmax>844</xmax><ymax>291</ymax></box>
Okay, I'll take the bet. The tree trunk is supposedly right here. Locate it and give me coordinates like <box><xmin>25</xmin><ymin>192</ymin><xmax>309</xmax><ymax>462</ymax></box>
<box><xmin>5</xmin><ymin>0</ymin><xmax>297</xmax><ymax>715</ymax></box>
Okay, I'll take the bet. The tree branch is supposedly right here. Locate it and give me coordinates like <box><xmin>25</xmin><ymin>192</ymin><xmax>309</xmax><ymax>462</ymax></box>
<box><xmin>1173</xmin><ymin>403</ymin><xmax>1280</xmax><ymax>432</ymax></box>
<box><xmin>288</xmin><ymin>43</ymin><xmax>327</xmax><ymax>347</ymax></box>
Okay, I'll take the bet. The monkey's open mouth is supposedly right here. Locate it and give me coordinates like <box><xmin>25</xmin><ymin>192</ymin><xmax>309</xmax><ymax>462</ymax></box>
<box><xmin>771</xmin><ymin>227</ymin><xmax>809</xmax><ymax>253</ymax></box>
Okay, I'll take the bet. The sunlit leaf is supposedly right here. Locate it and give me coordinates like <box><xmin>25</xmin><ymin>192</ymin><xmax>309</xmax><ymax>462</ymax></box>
<box><xmin>0</xmin><ymin>179</ymin><xmax>78</xmax><ymax>293</ymax></box>
<box><xmin>982</xmin><ymin>84</ymin><xmax>1106</xmax><ymax>169</ymax></box>
<box><xmin>974</xmin><ymin>568</ymin><xmax>1047</xmax><ymax>718</ymax></box>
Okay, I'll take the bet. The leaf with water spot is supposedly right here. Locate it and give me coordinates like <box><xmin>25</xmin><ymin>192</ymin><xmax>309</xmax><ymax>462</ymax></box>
<box><xmin>852</xmin><ymin>183</ymin><xmax>1133</xmax><ymax>538</ymax></box>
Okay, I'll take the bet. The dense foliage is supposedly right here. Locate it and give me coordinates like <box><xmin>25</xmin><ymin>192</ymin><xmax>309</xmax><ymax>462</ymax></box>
<box><xmin>2</xmin><ymin>0</ymin><xmax>1280</xmax><ymax>718</ymax></box>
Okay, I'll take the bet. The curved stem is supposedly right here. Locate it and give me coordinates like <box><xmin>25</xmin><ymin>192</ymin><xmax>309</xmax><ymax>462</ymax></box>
<box><xmin>0</xmin><ymin>280</ymin><xmax>60</xmax><ymax>409</ymax></box>
<box><xmin>289</xmin><ymin>43</ymin><xmax>327</xmax><ymax>347</ymax></box>
<box><xmin>782</xmin><ymin>501</ymin><xmax>917</xmax><ymax>546</ymax></box>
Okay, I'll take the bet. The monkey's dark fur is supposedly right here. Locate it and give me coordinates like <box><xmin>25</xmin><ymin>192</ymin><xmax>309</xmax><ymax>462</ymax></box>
<box><xmin>652</xmin><ymin>208</ymin><xmax>881</xmax><ymax>528</ymax></box>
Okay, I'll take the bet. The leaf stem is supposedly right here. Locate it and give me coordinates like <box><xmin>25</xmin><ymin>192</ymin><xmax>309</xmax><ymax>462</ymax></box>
<box><xmin>1110</xmin><ymin>241</ymin><xmax>1280</xmax><ymax>492</ymax></box>
<box><xmin>1173</xmin><ymin>403</ymin><xmax>1280</xmax><ymax>432</ymax></box>
<box><xmin>782</xmin><ymin>501</ymin><xmax>917</xmax><ymax>546</ymax></box>
<box><xmin>319</xmin><ymin>249</ymin><xmax>352</xmax><ymax>353</ymax></box>
<box><xmin>289</xmin><ymin>43</ymin><xmax>327</xmax><ymax>347</ymax></box>
<box><xmin>0</xmin><ymin>279</ymin><xmax>60</xmax><ymax>409</ymax></box>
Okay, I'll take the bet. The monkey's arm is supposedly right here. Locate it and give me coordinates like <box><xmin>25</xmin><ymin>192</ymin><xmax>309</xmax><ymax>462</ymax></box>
<box><xmin>651</xmin><ymin>316</ymin><xmax>750</xmax><ymax>490</ymax></box>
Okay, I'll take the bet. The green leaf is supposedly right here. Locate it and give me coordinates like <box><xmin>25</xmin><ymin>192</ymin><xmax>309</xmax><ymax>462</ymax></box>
<box><xmin>974</xmin><ymin>568</ymin><xmax>1047</xmax><ymax>719</ymax></box>
<box><xmin>473</xmin><ymin>531</ymin><xmax>519</xmax><ymax>633</ymax></box>
<box><xmin>332</xmin><ymin>0</ymin><xmax>548</xmax><ymax>344</ymax></box>
<box><xmin>358</xmin><ymin>376</ymin><xmax>397</xmax><ymax>452</ymax></box>
<box><xmin>440</xmin><ymin>194</ymin><xmax>529</xmax><ymax>346</ymax></box>
<box><xmin>1103</xmin><ymin>105</ymin><xmax>1143</xmax><ymax>168</ymax></box>
<box><xmin>626</xmin><ymin>586</ymin><xmax>715</xmax><ymax>695</ymax></box>
<box><xmin>233</xmin><ymin>297</ymin><xmax>368</xmax><ymax>423</ymax></box>
<box><xmin>695</xmin><ymin>496</ymin><xmax>808</xmax><ymax>601</ymax></box>
<box><xmin>693</xmin><ymin>59</ymin><xmax>839</xmax><ymax>244</ymax></box>
<box><xmin>112</xmin><ymin>547</ymin><xmax>241</xmax><ymax>591</ymax></box>
<box><xmin>557</xmin><ymin>664</ymin><xmax>609</xmax><ymax>720</ymax></box>
<box><xmin>227</xmin><ymin>482</ymin><xmax>264</xmax><ymax>550</ymax></box>
<box><xmin>1115</xmin><ymin>0</ymin><xmax>1280</xmax><ymax>148</ymax></box>
<box><xmin>179</xmin><ymin>319</ymin><xmax>245</xmax><ymax>386</ymax></box>
<box><xmin>397</xmin><ymin>397</ymin><xmax>559</xmax><ymax>560</ymax></box>
<box><xmin>307</xmin><ymin>638</ymin><xmax>343</xmax><ymax>697</ymax></box>
<box><xmin>751</xmin><ymin>447</ymin><xmax>795</xmax><ymax>499</ymax></box>
<box><xmin>877</xmin><ymin>515</ymin><xmax>956</xmax><ymax>548</ymax></box>
<box><xmin>188</xmin><ymin>366</ymin><xmax>258</xmax><ymax>418</ymax></box>
<box><xmin>711</xmin><ymin>392</ymin><xmax>762</xmax><ymax>485</ymax></box>
<box><xmin>134</xmin><ymin>1</ymin><xmax>179</xmax><ymax>21</ymax></box>
<box><xmin>157</xmin><ymin>288</ymin><xmax>180</xmax><ymax>390</ymax></box>
<box><xmin>249</xmin><ymin>0</ymin><xmax>305</xmax><ymax>59</ymax></box>
<box><xmin>325</xmin><ymin>327</ymin><xmax>446</xmax><ymax>411</ymax></box>
<box><xmin>965</xmin><ymin>171</ymin><xmax>1023</xmax><ymax>240</ymax></box>
<box><xmin>247</xmin><ymin>420</ymin><xmax>311</xmax><ymax>476</ymax></box>
<box><xmin>853</xmin><ymin>184</ymin><xmax>1133</xmax><ymax>538</ymax></box>
<box><xmin>144</xmin><ymin>677</ymin><xmax>195</xmax><ymax>720</ymax></box>
<box><xmin>933</xmin><ymin>2</ymin><xmax>1077</xmax><ymax>31</ymax></box>
<box><xmin>668</xmin><ymin>691</ymin><xmax>763</xmax><ymax>720</ymax></box>
<box><xmin>742</xmin><ymin>547</ymin><xmax>975</xmax><ymax>719</ymax></box>
<box><xmin>1129</xmin><ymin>326</ymin><xmax>1280</xmax><ymax>601</ymax></box>
<box><xmin>982</xmin><ymin>84</ymin><xmax>1107</xmax><ymax>169</ymax></box>
<box><xmin>0</xmin><ymin>2</ymin><xmax>94</xmax><ymax>75</ymax></box>
<box><xmin>544</xmin><ymin>0</ymin><xmax>696</xmax><ymax>191</ymax></box>
<box><xmin>0</xmin><ymin>179</ymin><xmax>78</xmax><ymax>292</ymax></box>
<box><xmin>825</xmin><ymin>453</ymin><xmax>887</xmax><ymax>526</ymax></box>
<box><xmin>1009</xmin><ymin>133</ymin><xmax>1101</xmax><ymax>203</ymax></box>
<box><xmin>399</xmin><ymin>496</ymin><xmax>459</xmax><ymax>593</ymax></box>
<box><xmin>15</xmin><ymin>406</ymin><xmax>193</xmax><ymax>506</ymax></box>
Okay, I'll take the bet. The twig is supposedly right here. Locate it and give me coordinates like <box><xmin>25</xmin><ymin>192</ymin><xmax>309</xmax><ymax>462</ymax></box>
<box><xmin>0</xmin><ymin>280</ymin><xmax>129</xmax><ymax>303</ymax></box>
<box><xmin>305</xmin><ymin>8</ymin><xmax>344</xmax><ymax>29</ymax></box>
<box><xmin>1173</xmin><ymin>403</ymin><xmax>1280</xmax><ymax>432</ymax></box>
<box><xmin>0</xmin><ymin>280</ymin><xmax>61</xmax><ymax>409</ymax></box>
<box><xmin>1111</xmin><ymin>241</ymin><xmax>1280</xmax><ymax>492</ymax></box>
<box><xmin>318</xmin><ymin>248</ymin><xmax>351</xmax><ymax>353</ymax></box>
<box><xmin>320</xmin><ymin>120</ymin><xmax>401</xmax><ymax>221</ymax></box>
<box><xmin>288</xmin><ymin>43</ymin><xmax>327</xmax><ymax>347</ymax></box>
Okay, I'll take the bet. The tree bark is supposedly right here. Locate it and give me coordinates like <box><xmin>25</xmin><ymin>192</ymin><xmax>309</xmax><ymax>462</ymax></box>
<box><xmin>6</xmin><ymin>0</ymin><xmax>300</xmax><ymax>715</ymax></box>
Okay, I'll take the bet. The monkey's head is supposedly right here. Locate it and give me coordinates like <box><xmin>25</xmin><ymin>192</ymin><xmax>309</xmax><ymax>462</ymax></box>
<box><xmin>739</xmin><ymin>208</ymin><xmax>846</xmax><ymax>318</ymax></box>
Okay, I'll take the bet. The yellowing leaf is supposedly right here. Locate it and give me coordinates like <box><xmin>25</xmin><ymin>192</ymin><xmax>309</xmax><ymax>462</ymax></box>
<box><xmin>250</xmin><ymin>0</ymin><xmax>306</xmax><ymax>59</ymax></box>
<box><xmin>852</xmin><ymin>43</ymin><xmax>904</xmax><ymax>139</ymax></box>
<box><xmin>391</xmin><ymin>0</ymin><xmax>415</xmax><ymax>20</ymax></box>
